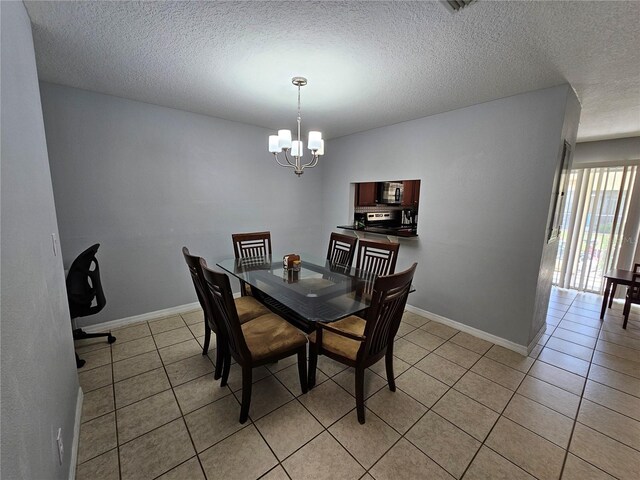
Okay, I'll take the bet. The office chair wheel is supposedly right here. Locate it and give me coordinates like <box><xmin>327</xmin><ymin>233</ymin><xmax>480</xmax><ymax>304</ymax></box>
<box><xmin>76</xmin><ymin>353</ymin><xmax>86</xmax><ymax>369</ymax></box>
<box><xmin>108</xmin><ymin>334</ymin><xmax>116</xmax><ymax>344</ymax></box>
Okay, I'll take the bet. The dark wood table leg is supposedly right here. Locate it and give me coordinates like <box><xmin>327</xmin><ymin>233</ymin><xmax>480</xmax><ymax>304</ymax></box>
<box><xmin>608</xmin><ymin>283</ymin><xmax>617</xmax><ymax>308</ymax></box>
<box><xmin>600</xmin><ymin>278</ymin><xmax>613</xmax><ymax>319</ymax></box>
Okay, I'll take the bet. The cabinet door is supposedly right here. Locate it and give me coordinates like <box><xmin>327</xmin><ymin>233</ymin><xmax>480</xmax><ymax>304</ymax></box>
<box><xmin>402</xmin><ymin>180</ymin><xmax>415</xmax><ymax>206</ymax></box>
<box><xmin>412</xmin><ymin>180</ymin><xmax>420</xmax><ymax>206</ymax></box>
<box><xmin>356</xmin><ymin>182</ymin><xmax>377</xmax><ymax>206</ymax></box>
<box><xmin>402</xmin><ymin>180</ymin><xmax>420</xmax><ymax>206</ymax></box>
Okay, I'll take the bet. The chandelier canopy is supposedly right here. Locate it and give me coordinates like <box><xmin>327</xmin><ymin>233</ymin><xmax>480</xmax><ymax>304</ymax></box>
<box><xmin>268</xmin><ymin>77</ymin><xmax>324</xmax><ymax>176</ymax></box>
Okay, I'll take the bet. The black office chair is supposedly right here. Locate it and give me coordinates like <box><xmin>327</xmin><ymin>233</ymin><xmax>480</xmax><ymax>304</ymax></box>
<box><xmin>66</xmin><ymin>243</ymin><xmax>115</xmax><ymax>368</ymax></box>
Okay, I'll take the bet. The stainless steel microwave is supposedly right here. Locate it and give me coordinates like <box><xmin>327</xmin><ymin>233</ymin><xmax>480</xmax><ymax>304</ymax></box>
<box><xmin>378</xmin><ymin>182</ymin><xmax>403</xmax><ymax>205</ymax></box>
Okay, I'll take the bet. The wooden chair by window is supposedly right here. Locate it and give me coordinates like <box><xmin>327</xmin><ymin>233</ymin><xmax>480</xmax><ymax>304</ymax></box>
<box><xmin>326</xmin><ymin>232</ymin><xmax>358</xmax><ymax>268</ymax></box>
<box><xmin>308</xmin><ymin>263</ymin><xmax>417</xmax><ymax>424</ymax></box>
<box><xmin>200</xmin><ymin>260</ymin><xmax>308</xmax><ymax>423</ymax></box>
<box><xmin>182</xmin><ymin>247</ymin><xmax>269</xmax><ymax>379</ymax></box>
<box><xmin>623</xmin><ymin>272</ymin><xmax>640</xmax><ymax>330</ymax></box>
<box><xmin>356</xmin><ymin>239</ymin><xmax>399</xmax><ymax>277</ymax></box>
<box><xmin>232</xmin><ymin>231</ymin><xmax>272</xmax><ymax>296</ymax></box>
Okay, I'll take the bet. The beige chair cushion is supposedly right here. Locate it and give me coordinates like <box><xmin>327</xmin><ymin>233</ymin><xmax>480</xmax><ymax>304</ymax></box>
<box><xmin>309</xmin><ymin>315</ymin><xmax>366</xmax><ymax>361</ymax></box>
<box><xmin>241</xmin><ymin>313</ymin><xmax>307</xmax><ymax>361</ymax></box>
<box><xmin>235</xmin><ymin>296</ymin><xmax>269</xmax><ymax>324</ymax></box>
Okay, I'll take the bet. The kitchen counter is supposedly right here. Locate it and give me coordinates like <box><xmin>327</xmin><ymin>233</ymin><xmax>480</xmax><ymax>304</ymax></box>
<box><xmin>337</xmin><ymin>225</ymin><xmax>418</xmax><ymax>238</ymax></box>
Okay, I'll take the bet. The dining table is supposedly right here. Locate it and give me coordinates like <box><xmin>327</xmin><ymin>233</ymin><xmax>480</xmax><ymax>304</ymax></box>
<box><xmin>216</xmin><ymin>254</ymin><xmax>376</xmax><ymax>332</ymax></box>
<box><xmin>600</xmin><ymin>268</ymin><xmax>637</xmax><ymax>319</ymax></box>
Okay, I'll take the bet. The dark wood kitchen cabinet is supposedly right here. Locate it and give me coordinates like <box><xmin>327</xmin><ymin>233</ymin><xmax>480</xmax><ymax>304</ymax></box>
<box><xmin>402</xmin><ymin>180</ymin><xmax>420</xmax><ymax>206</ymax></box>
<box><xmin>356</xmin><ymin>182</ymin><xmax>377</xmax><ymax>206</ymax></box>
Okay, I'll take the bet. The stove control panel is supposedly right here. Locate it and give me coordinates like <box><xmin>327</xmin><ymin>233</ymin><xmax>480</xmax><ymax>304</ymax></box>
<box><xmin>366</xmin><ymin>212</ymin><xmax>392</xmax><ymax>221</ymax></box>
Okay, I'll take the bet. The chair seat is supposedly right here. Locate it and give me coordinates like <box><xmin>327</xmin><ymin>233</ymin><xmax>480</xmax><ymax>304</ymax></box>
<box><xmin>235</xmin><ymin>296</ymin><xmax>269</xmax><ymax>324</ymax></box>
<box><xmin>309</xmin><ymin>315</ymin><xmax>366</xmax><ymax>361</ymax></box>
<box><xmin>242</xmin><ymin>313</ymin><xmax>307</xmax><ymax>361</ymax></box>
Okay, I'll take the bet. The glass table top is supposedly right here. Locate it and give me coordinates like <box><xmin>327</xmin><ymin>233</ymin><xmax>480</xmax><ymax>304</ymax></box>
<box><xmin>216</xmin><ymin>254</ymin><xmax>375</xmax><ymax>323</ymax></box>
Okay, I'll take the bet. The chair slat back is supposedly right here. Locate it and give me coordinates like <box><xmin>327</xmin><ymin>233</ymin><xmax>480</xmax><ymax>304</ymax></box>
<box><xmin>326</xmin><ymin>232</ymin><xmax>358</xmax><ymax>268</ymax></box>
<box><xmin>232</xmin><ymin>231</ymin><xmax>272</xmax><ymax>259</ymax></box>
<box><xmin>182</xmin><ymin>247</ymin><xmax>216</xmax><ymax>332</ymax></box>
<box><xmin>355</xmin><ymin>239</ymin><xmax>399</xmax><ymax>277</ymax></box>
<box><xmin>361</xmin><ymin>263</ymin><xmax>417</xmax><ymax>360</ymax></box>
<box><xmin>182</xmin><ymin>247</ymin><xmax>206</xmax><ymax>309</ymax></box>
<box><xmin>200</xmin><ymin>260</ymin><xmax>252</xmax><ymax>362</ymax></box>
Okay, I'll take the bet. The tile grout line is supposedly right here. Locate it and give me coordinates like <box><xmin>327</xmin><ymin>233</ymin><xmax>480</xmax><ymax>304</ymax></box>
<box><xmin>82</xmin><ymin>313</ymin><xmax>442</xmax><ymax>477</ymax></box>
<box><xmin>110</xmin><ymin>331</ymin><xmax>123</xmax><ymax>480</ymax></box>
<box><xmin>448</xmin><ymin>336</ymin><xmax>531</xmax><ymax>480</ymax></box>
<box><xmin>81</xmin><ymin>309</ymin><xmax>536</xmax><ymax>477</ymax></box>
<box><xmin>557</xmin><ymin>292</ymin><xmax>607</xmax><ymax>479</ymax></box>
<box><xmin>119</xmin><ymin>320</ymin><xmax>204</xmax><ymax>478</ymax></box>
<box><xmin>77</xmin><ymin>299</ymin><xmax>637</xmax><ymax>479</ymax></box>
<box><xmin>157</xmin><ymin>316</ymin><xmax>211</xmax><ymax>480</ymax></box>
<box><xmin>370</xmin><ymin>330</ymin><xmax>516</xmax><ymax>479</ymax></box>
<box><xmin>238</xmin><ymin>379</ymin><xmax>296</xmax><ymax>480</ymax></box>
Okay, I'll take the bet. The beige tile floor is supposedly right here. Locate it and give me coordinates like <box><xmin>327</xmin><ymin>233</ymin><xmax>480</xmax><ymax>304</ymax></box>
<box><xmin>74</xmin><ymin>289</ymin><xmax>640</xmax><ymax>480</ymax></box>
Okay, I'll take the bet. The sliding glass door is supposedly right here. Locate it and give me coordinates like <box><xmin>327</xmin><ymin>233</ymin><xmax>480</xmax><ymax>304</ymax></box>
<box><xmin>553</xmin><ymin>165</ymin><xmax>638</xmax><ymax>292</ymax></box>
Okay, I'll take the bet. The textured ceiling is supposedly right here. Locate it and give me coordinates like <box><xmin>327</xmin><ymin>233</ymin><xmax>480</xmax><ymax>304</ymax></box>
<box><xmin>25</xmin><ymin>1</ymin><xmax>640</xmax><ymax>141</ymax></box>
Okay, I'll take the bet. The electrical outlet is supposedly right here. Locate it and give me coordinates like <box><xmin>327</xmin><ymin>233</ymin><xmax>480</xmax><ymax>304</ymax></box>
<box><xmin>56</xmin><ymin>428</ymin><xmax>64</xmax><ymax>465</ymax></box>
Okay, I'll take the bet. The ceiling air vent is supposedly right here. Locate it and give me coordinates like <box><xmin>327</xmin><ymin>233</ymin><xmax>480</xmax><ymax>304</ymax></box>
<box><xmin>443</xmin><ymin>0</ymin><xmax>477</xmax><ymax>12</ymax></box>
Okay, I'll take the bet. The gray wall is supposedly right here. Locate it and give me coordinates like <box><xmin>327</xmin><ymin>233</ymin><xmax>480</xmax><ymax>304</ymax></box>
<box><xmin>1</xmin><ymin>2</ymin><xmax>79</xmax><ymax>479</ymax></box>
<box><xmin>573</xmin><ymin>136</ymin><xmax>640</xmax><ymax>167</ymax></box>
<box><xmin>530</xmin><ymin>90</ymin><xmax>581</xmax><ymax>344</ymax></box>
<box><xmin>321</xmin><ymin>85</ymin><xmax>576</xmax><ymax>347</ymax></box>
<box><xmin>40</xmin><ymin>83</ymin><xmax>325</xmax><ymax>325</ymax></box>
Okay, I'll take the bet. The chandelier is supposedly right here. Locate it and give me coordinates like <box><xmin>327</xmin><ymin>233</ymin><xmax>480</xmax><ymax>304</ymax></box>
<box><xmin>268</xmin><ymin>77</ymin><xmax>324</xmax><ymax>176</ymax></box>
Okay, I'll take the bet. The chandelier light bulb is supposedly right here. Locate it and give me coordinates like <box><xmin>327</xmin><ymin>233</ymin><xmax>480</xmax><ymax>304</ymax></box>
<box><xmin>308</xmin><ymin>131</ymin><xmax>322</xmax><ymax>150</ymax></box>
<box><xmin>291</xmin><ymin>141</ymin><xmax>303</xmax><ymax>157</ymax></box>
<box><xmin>278</xmin><ymin>129</ymin><xmax>292</xmax><ymax>149</ymax></box>
<box><xmin>268</xmin><ymin>135</ymin><xmax>282</xmax><ymax>153</ymax></box>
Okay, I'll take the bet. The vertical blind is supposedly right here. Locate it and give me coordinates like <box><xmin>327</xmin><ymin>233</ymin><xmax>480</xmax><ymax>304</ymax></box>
<box><xmin>553</xmin><ymin>165</ymin><xmax>638</xmax><ymax>292</ymax></box>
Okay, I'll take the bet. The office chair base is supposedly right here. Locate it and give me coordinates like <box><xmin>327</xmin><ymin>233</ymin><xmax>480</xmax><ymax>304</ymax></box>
<box><xmin>73</xmin><ymin>328</ymin><xmax>116</xmax><ymax>342</ymax></box>
<box><xmin>74</xmin><ymin>329</ymin><xmax>116</xmax><ymax>368</ymax></box>
<box><xmin>76</xmin><ymin>353</ymin><xmax>86</xmax><ymax>369</ymax></box>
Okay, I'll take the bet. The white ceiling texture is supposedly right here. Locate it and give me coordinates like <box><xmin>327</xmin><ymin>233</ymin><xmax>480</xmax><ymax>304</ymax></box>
<box><xmin>25</xmin><ymin>1</ymin><xmax>640</xmax><ymax>141</ymax></box>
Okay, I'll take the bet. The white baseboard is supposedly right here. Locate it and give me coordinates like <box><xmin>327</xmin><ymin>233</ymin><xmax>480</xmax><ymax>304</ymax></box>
<box><xmin>82</xmin><ymin>302</ymin><xmax>201</xmax><ymax>333</ymax></box>
<box><xmin>69</xmin><ymin>387</ymin><xmax>83</xmax><ymax>480</ymax></box>
<box><xmin>84</xmin><ymin>298</ymin><xmax>528</xmax><ymax>356</ymax></box>
<box><xmin>527</xmin><ymin>323</ymin><xmax>547</xmax><ymax>354</ymax></box>
<box><xmin>405</xmin><ymin>304</ymin><xmax>528</xmax><ymax>356</ymax></box>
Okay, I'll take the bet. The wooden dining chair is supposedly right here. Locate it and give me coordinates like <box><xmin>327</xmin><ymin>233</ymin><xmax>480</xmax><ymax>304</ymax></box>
<box><xmin>623</xmin><ymin>272</ymin><xmax>640</xmax><ymax>329</ymax></box>
<box><xmin>182</xmin><ymin>247</ymin><xmax>270</xmax><ymax>379</ymax></box>
<box><xmin>308</xmin><ymin>262</ymin><xmax>417</xmax><ymax>424</ymax></box>
<box><xmin>326</xmin><ymin>232</ymin><xmax>358</xmax><ymax>268</ymax></box>
<box><xmin>355</xmin><ymin>239</ymin><xmax>399</xmax><ymax>276</ymax></box>
<box><xmin>200</xmin><ymin>259</ymin><xmax>308</xmax><ymax>423</ymax></box>
<box><xmin>232</xmin><ymin>231</ymin><xmax>272</xmax><ymax>296</ymax></box>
